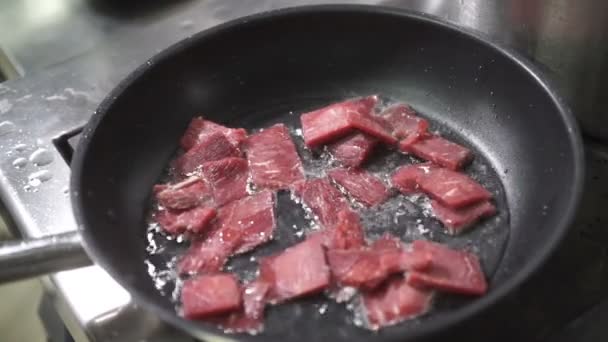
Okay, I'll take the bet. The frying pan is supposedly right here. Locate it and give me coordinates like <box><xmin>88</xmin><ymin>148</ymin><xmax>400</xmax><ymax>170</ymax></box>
<box><xmin>0</xmin><ymin>5</ymin><xmax>584</xmax><ymax>342</ymax></box>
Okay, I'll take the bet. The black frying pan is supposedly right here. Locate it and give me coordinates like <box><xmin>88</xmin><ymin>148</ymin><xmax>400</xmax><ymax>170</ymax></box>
<box><xmin>0</xmin><ymin>5</ymin><xmax>584</xmax><ymax>342</ymax></box>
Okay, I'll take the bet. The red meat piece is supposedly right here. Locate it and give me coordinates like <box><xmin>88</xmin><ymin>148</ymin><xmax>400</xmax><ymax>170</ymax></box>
<box><xmin>294</xmin><ymin>178</ymin><xmax>351</xmax><ymax>229</ymax></box>
<box><xmin>180</xmin><ymin>117</ymin><xmax>247</xmax><ymax>151</ymax></box>
<box><xmin>300</xmin><ymin>96</ymin><xmax>395</xmax><ymax>148</ymax></box>
<box><xmin>362</xmin><ymin>276</ymin><xmax>433</xmax><ymax>330</ymax></box>
<box><xmin>400</xmin><ymin>135</ymin><xmax>473</xmax><ymax>171</ymax></box>
<box><xmin>328</xmin><ymin>168</ymin><xmax>390</xmax><ymax>207</ymax></box>
<box><xmin>372</xmin><ymin>234</ymin><xmax>433</xmax><ymax>271</ymax></box>
<box><xmin>380</xmin><ymin>104</ymin><xmax>429</xmax><ymax>142</ymax></box>
<box><xmin>155</xmin><ymin>206</ymin><xmax>216</xmax><ymax>235</ymax></box>
<box><xmin>328</xmin><ymin>132</ymin><xmax>378</xmax><ymax>168</ymax></box>
<box><xmin>177</xmin><ymin>229</ymin><xmax>237</xmax><ymax>275</ymax></box>
<box><xmin>154</xmin><ymin>177</ymin><xmax>213</xmax><ymax>210</ymax></box>
<box><xmin>217</xmin><ymin>190</ymin><xmax>276</xmax><ymax>254</ymax></box>
<box><xmin>327</xmin><ymin>248</ymin><xmax>403</xmax><ymax>290</ymax></box>
<box><xmin>245</xmin><ymin>124</ymin><xmax>305</xmax><ymax>190</ymax></box>
<box><xmin>431</xmin><ymin>200</ymin><xmax>497</xmax><ymax>234</ymax></box>
<box><xmin>181</xmin><ymin>273</ymin><xmax>241</xmax><ymax>319</ymax></box>
<box><xmin>175</xmin><ymin>132</ymin><xmax>241</xmax><ymax>175</ymax></box>
<box><xmin>326</xmin><ymin>234</ymin><xmax>429</xmax><ymax>290</ymax></box>
<box><xmin>207</xmin><ymin>280</ymin><xmax>270</xmax><ymax>334</ymax></box>
<box><xmin>260</xmin><ymin>237</ymin><xmax>330</xmax><ymax>303</ymax></box>
<box><xmin>201</xmin><ymin>157</ymin><xmax>248</xmax><ymax>207</ymax></box>
<box><xmin>308</xmin><ymin>210</ymin><xmax>365</xmax><ymax>251</ymax></box>
<box><xmin>392</xmin><ymin>164</ymin><xmax>492</xmax><ymax>208</ymax></box>
<box><xmin>406</xmin><ymin>240</ymin><xmax>488</xmax><ymax>295</ymax></box>
<box><xmin>178</xmin><ymin>191</ymin><xmax>275</xmax><ymax>275</ymax></box>
<box><xmin>390</xmin><ymin>162</ymin><xmax>437</xmax><ymax>193</ymax></box>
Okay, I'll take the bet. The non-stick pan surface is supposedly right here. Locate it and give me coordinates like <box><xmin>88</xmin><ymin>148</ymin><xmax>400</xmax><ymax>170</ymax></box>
<box><xmin>70</xmin><ymin>5</ymin><xmax>584</xmax><ymax>342</ymax></box>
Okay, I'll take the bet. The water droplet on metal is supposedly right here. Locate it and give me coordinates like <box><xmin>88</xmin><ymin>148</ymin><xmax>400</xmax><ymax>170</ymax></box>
<box><xmin>29</xmin><ymin>148</ymin><xmax>54</xmax><ymax>166</ymax></box>
<box><xmin>28</xmin><ymin>170</ymin><xmax>52</xmax><ymax>186</ymax></box>
<box><xmin>12</xmin><ymin>157</ymin><xmax>27</xmax><ymax>168</ymax></box>
<box><xmin>14</xmin><ymin>144</ymin><xmax>27</xmax><ymax>152</ymax></box>
<box><xmin>0</xmin><ymin>121</ymin><xmax>16</xmax><ymax>136</ymax></box>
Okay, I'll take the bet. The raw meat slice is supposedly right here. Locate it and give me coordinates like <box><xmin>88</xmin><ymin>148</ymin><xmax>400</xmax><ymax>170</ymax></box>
<box><xmin>176</xmin><ymin>132</ymin><xmax>241</xmax><ymax>175</ymax></box>
<box><xmin>300</xmin><ymin>96</ymin><xmax>378</xmax><ymax>148</ymax></box>
<box><xmin>431</xmin><ymin>200</ymin><xmax>497</xmax><ymax>234</ymax></box>
<box><xmin>181</xmin><ymin>273</ymin><xmax>241</xmax><ymax>319</ymax></box>
<box><xmin>217</xmin><ymin>190</ymin><xmax>276</xmax><ymax>254</ymax></box>
<box><xmin>154</xmin><ymin>177</ymin><xmax>213</xmax><ymax>210</ymax></box>
<box><xmin>308</xmin><ymin>210</ymin><xmax>365</xmax><ymax>250</ymax></box>
<box><xmin>245</xmin><ymin>124</ymin><xmax>305</xmax><ymax>190</ymax></box>
<box><xmin>390</xmin><ymin>162</ymin><xmax>437</xmax><ymax>193</ymax></box>
<box><xmin>178</xmin><ymin>192</ymin><xmax>275</xmax><ymax>275</ymax></box>
<box><xmin>201</xmin><ymin>157</ymin><xmax>248</xmax><ymax>207</ymax></box>
<box><xmin>391</xmin><ymin>164</ymin><xmax>492</xmax><ymax>208</ymax></box>
<box><xmin>294</xmin><ymin>178</ymin><xmax>351</xmax><ymax>228</ymax></box>
<box><xmin>406</xmin><ymin>240</ymin><xmax>488</xmax><ymax>295</ymax></box>
<box><xmin>349</xmin><ymin>111</ymin><xmax>398</xmax><ymax>146</ymax></box>
<box><xmin>362</xmin><ymin>276</ymin><xmax>433</xmax><ymax>330</ymax></box>
<box><xmin>326</xmin><ymin>234</ymin><xmax>428</xmax><ymax>290</ymax></box>
<box><xmin>328</xmin><ymin>132</ymin><xmax>378</xmax><ymax>168</ymax></box>
<box><xmin>155</xmin><ymin>206</ymin><xmax>216</xmax><ymax>235</ymax></box>
<box><xmin>371</xmin><ymin>234</ymin><xmax>432</xmax><ymax>271</ymax></box>
<box><xmin>418</xmin><ymin>168</ymin><xmax>492</xmax><ymax>208</ymax></box>
<box><xmin>328</xmin><ymin>168</ymin><xmax>390</xmax><ymax>207</ymax></box>
<box><xmin>327</xmin><ymin>247</ymin><xmax>405</xmax><ymax>289</ymax></box>
<box><xmin>177</xmin><ymin>228</ymin><xmax>238</xmax><ymax>275</ymax></box>
<box><xmin>400</xmin><ymin>135</ymin><xmax>473</xmax><ymax>170</ymax></box>
<box><xmin>208</xmin><ymin>280</ymin><xmax>270</xmax><ymax>334</ymax></box>
<box><xmin>260</xmin><ymin>237</ymin><xmax>330</xmax><ymax>303</ymax></box>
<box><xmin>380</xmin><ymin>104</ymin><xmax>428</xmax><ymax>141</ymax></box>
<box><xmin>180</xmin><ymin>117</ymin><xmax>247</xmax><ymax>151</ymax></box>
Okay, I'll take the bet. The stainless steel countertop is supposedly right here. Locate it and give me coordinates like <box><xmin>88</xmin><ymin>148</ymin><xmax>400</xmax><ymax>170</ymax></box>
<box><xmin>0</xmin><ymin>1</ymin><xmax>607</xmax><ymax>341</ymax></box>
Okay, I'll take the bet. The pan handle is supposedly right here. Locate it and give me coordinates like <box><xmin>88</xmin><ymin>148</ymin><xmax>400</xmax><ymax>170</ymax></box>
<box><xmin>0</xmin><ymin>231</ymin><xmax>91</xmax><ymax>283</ymax></box>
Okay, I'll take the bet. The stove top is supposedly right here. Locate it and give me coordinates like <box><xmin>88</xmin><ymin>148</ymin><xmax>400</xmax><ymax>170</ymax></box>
<box><xmin>0</xmin><ymin>1</ymin><xmax>606</xmax><ymax>341</ymax></box>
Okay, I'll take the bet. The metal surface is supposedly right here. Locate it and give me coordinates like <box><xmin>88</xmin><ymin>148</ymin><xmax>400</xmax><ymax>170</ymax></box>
<box><xmin>0</xmin><ymin>1</ymin><xmax>604</xmax><ymax>341</ymax></box>
<box><xmin>0</xmin><ymin>231</ymin><xmax>88</xmax><ymax>283</ymax></box>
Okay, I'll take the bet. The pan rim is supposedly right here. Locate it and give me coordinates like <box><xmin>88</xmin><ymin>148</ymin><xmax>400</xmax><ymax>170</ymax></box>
<box><xmin>70</xmin><ymin>3</ymin><xmax>585</xmax><ymax>341</ymax></box>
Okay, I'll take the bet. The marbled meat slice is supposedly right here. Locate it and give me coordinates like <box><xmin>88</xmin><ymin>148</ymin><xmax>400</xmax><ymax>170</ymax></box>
<box><xmin>207</xmin><ymin>280</ymin><xmax>270</xmax><ymax>334</ymax></box>
<box><xmin>372</xmin><ymin>234</ymin><xmax>432</xmax><ymax>271</ymax></box>
<box><xmin>391</xmin><ymin>164</ymin><xmax>492</xmax><ymax>208</ymax></box>
<box><xmin>380</xmin><ymin>103</ymin><xmax>428</xmax><ymax>142</ymax></box>
<box><xmin>155</xmin><ymin>206</ymin><xmax>216</xmax><ymax>235</ymax></box>
<box><xmin>390</xmin><ymin>162</ymin><xmax>437</xmax><ymax>193</ymax></box>
<box><xmin>177</xmin><ymin>228</ymin><xmax>238</xmax><ymax>275</ymax></box>
<box><xmin>327</xmin><ymin>247</ymin><xmax>403</xmax><ymax>290</ymax></box>
<box><xmin>349</xmin><ymin>109</ymin><xmax>398</xmax><ymax>146</ymax></box>
<box><xmin>294</xmin><ymin>178</ymin><xmax>351</xmax><ymax>228</ymax></box>
<box><xmin>431</xmin><ymin>200</ymin><xmax>497</xmax><ymax>234</ymax></box>
<box><xmin>177</xmin><ymin>191</ymin><xmax>275</xmax><ymax>275</ymax></box>
<box><xmin>300</xmin><ymin>96</ymin><xmax>378</xmax><ymax>148</ymax></box>
<box><xmin>217</xmin><ymin>190</ymin><xmax>276</xmax><ymax>254</ymax></box>
<box><xmin>245</xmin><ymin>124</ymin><xmax>305</xmax><ymax>190</ymax></box>
<box><xmin>406</xmin><ymin>240</ymin><xmax>488</xmax><ymax>295</ymax></box>
<box><xmin>154</xmin><ymin>177</ymin><xmax>213</xmax><ymax>210</ymax></box>
<box><xmin>201</xmin><ymin>157</ymin><xmax>248</xmax><ymax>207</ymax></box>
<box><xmin>400</xmin><ymin>135</ymin><xmax>473</xmax><ymax>171</ymax></box>
<box><xmin>181</xmin><ymin>273</ymin><xmax>241</xmax><ymax>319</ymax></box>
<box><xmin>328</xmin><ymin>168</ymin><xmax>390</xmax><ymax>207</ymax></box>
<box><xmin>327</xmin><ymin>234</ymin><xmax>428</xmax><ymax>290</ymax></box>
<box><xmin>362</xmin><ymin>276</ymin><xmax>433</xmax><ymax>330</ymax></box>
<box><xmin>175</xmin><ymin>131</ymin><xmax>241</xmax><ymax>175</ymax></box>
<box><xmin>308</xmin><ymin>210</ymin><xmax>365</xmax><ymax>251</ymax></box>
<box><xmin>328</xmin><ymin>132</ymin><xmax>378</xmax><ymax>168</ymax></box>
<box><xmin>180</xmin><ymin>117</ymin><xmax>247</xmax><ymax>151</ymax></box>
<box><xmin>260</xmin><ymin>237</ymin><xmax>330</xmax><ymax>303</ymax></box>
